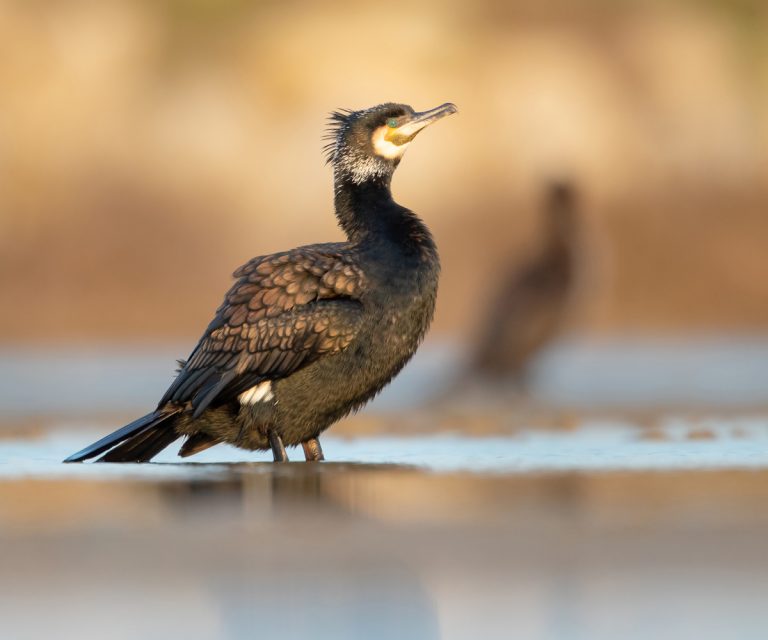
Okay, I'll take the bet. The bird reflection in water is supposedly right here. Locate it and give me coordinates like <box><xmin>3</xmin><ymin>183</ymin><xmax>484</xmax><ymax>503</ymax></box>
<box><xmin>152</xmin><ymin>463</ymin><xmax>441</xmax><ymax>640</ymax></box>
<box><xmin>155</xmin><ymin>461</ymin><xmax>416</xmax><ymax>520</ymax></box>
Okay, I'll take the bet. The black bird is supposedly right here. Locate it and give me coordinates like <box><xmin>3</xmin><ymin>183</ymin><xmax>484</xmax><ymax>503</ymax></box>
<box><xmin>471</xmin><ymin>181</ymin><xmax>579</xmax><ymax>386</ymax></box>
<box><xmin>65</xmin><ymin>101</ymin><xmax>457</xmax><ymax>463</ymax></box>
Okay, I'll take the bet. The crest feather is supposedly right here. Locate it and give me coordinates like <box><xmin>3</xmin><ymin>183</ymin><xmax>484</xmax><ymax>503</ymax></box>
<box><xmin>323</xmin><ymin>108</ymin><xmax>354</xmax><ymax>164</ymax></box>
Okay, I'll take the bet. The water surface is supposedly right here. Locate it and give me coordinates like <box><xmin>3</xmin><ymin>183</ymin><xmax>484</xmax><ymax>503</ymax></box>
<box><xmin>2</xmin><ymin>417</ymin><xmax>768</xmax><ymax>480</ymax></box>
<box><xmin>2</xmin><ymin>339</ymin><xmax>768</xmax><ymax>639</ymax></box>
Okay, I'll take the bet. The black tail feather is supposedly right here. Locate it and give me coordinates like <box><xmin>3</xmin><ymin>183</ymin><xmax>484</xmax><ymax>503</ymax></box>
<box><xmin>98</xmin><ymin>423</ymin><xmax>181</xmax><ymax>462</ymax></box>
<box><xmin>63</xmin><ymin>410</ymin><xmax>181</xmax><ymax>463</ymax></box>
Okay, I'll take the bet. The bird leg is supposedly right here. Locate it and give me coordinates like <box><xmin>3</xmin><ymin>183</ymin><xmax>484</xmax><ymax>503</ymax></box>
<box><xmin>268</xmin><ymin>429</ymin><xmax>288</xmax><ymax>462</ymax></box>
<box><xmin>302</xmin><ymin>438</ymin><xmax>324</xmax><ymax>462</ymax></box>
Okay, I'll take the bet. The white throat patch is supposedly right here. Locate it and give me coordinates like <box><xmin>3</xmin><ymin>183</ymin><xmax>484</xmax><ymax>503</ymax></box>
<box><xmin>372</xmin><ymin>127</ymin><xmax>410</xmax><ymax>160</ymax></box>
<box><xmin>239</xmin><ymin>381</ymin><xmax>274</xmax><ymax>404</ymax></box>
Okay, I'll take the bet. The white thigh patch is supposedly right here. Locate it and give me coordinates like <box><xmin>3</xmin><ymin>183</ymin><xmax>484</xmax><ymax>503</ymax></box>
<box><xmin>238</xmin><ymin>381</ymin><xmax>274</xmax><ymax>404</ymax></box>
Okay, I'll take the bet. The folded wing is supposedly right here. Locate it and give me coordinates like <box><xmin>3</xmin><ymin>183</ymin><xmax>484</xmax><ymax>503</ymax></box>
<box><xmin>159</xmin><ymin>244</ymin><xmax>366</xmax><ymax>417</ymax></box>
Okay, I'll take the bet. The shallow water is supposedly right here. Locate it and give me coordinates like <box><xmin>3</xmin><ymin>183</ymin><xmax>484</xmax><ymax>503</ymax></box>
<box><xmin>2</xmin><ymin>339</ymin><xmax>768</xmax><ymax>639</ymax></box>
<box><xmin>1</xmin><ymin>445</ymin><xmax>768</xmax><ymax>640</ymax></box>
<box><xmin>2</xmin><ymin>417</ymin><xmax>768</xmax><ymax>479</ymax></box>
<box><xmin>2</xmin><ymin>416</ymin><xmax>768</xmax><ymax>639</ymax></box>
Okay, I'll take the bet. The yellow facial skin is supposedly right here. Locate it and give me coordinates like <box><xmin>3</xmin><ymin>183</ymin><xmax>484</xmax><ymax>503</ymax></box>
<box><xmin>372</xmin><ymin>126</ymin><xmax>412</xmax><ymax>160</ymax></box>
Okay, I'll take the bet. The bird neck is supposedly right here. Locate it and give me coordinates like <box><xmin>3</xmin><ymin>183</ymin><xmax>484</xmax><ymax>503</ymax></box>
<box><xmin>333</xmin><ymin>171</ymin><xmax>434</xmax><ymax>254</ymax></box>
<box><xmin>543</xmin><ymin>210</ymin><xmax>576</xmax><ymax>255</ymax></box>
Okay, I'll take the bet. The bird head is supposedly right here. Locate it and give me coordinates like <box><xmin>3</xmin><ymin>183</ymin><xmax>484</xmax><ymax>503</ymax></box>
<box><xmin>325</xmin><ymin>102</ymin><xmax>457</xmax><ymax>183</ymax></box>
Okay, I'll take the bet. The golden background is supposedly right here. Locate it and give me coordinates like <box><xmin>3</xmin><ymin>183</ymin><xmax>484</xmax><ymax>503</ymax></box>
<box><xmin>1</xmin><ymin>0</ymin><xmax>766</xmax><ymax>344</ymax></box>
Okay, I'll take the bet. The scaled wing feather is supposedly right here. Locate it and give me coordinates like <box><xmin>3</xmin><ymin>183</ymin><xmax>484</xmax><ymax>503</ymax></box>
<box><xmin>159</xmin><ymin>244</ymin><xmax>365</xmax><ymax>415</ymax></box>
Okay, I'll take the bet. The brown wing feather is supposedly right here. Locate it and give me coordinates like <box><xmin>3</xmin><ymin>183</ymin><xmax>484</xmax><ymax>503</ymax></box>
<box><xmin>159</xmin><ymin>244</ymin><xmax>365</xmax><ymax>415</ymax></box>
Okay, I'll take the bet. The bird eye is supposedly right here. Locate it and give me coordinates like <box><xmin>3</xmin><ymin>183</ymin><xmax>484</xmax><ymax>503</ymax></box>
<box><xmin>386</xmin><ymin>118</ymin><xmax>398</xmax><ymax>128</ymax></box>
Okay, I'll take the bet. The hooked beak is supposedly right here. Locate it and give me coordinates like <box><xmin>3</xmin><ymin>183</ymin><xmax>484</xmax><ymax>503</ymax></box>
<box><xmin>386</xmin><ymin>102</ymin><xmax>458</xmax><ymax>143</ymax></box>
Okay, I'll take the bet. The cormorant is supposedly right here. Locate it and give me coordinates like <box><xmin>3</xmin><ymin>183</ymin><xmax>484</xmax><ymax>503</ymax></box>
<box><xmin>65</xmin><ymin>102</ymin><xmax>457</xmax><ymax>463</ymax></box>
<box><xmin>471</xmin><ymin>181</ymin><xmax>579</xmax><ymax>386</ymax></box>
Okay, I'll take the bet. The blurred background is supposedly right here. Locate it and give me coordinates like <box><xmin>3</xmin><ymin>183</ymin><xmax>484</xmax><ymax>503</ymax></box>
<box><xmin>1</xmin><ymin>0</ymin><xmax>767</xmax><ymax>343</ymax></box>
<box><xmin>1</xmin><ymin>1</ymin><xmax>768</xmax><ymax>638</ymax></box>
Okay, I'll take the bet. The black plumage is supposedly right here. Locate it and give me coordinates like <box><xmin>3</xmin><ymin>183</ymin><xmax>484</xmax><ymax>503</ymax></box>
<box><xmin>65</xmin><ymin>101</ymin><xmax>457</xmax><ymax>463</ymax></box>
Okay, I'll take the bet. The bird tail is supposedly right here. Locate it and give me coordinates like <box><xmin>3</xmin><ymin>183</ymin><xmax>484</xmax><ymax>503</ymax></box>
<box><xmin>63</xmin><ymin>409</ymin><xmax>182</xmax><ymax>463</ymax></box>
